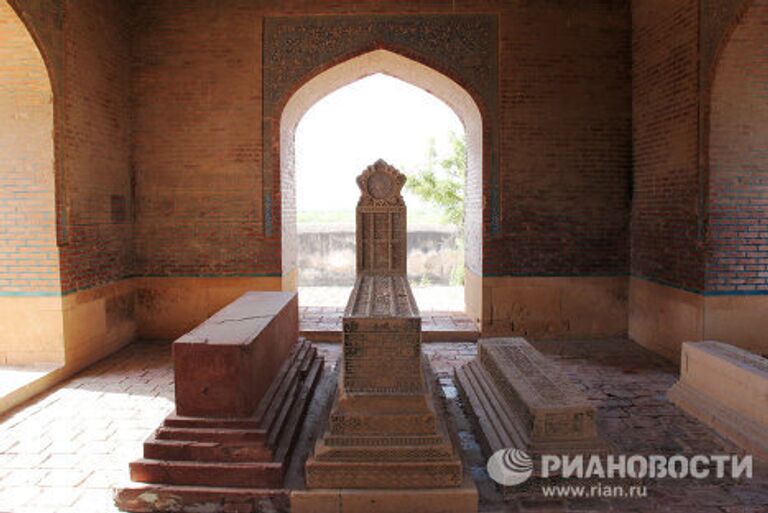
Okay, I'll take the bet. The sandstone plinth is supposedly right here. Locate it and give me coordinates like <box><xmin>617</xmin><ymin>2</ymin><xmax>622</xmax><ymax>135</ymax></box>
<box><xmin>305</xmin><ymin>275</ymin><xmax>462</xmax><ymax>489</ymax></box>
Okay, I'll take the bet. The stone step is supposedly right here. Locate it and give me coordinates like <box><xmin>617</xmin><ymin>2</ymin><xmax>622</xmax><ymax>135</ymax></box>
<box><xmin>163</xmin><ymin>414</ymin><xmax>263</xmax><ymax>430</ymax></box>
<box><xmin>455</xmin><ymin>360</ymin><xmax>519</xmax><ymax>454</ymax></box>
<box><xmin>313</xmin><ymin>440</ymin><xmax>456</xmax><ymax>462</ymax></box>
<box><xmin>305</xmin><ymin>460</ymin><xmax>463</xmax><ymax>489</ymax></box>
<box><xmin>329</xmin><ymin>411</ymin><xmax>437</xmax><ymax>435</ymax></box>
<box><xmin>272</xmin><ymin>355</ymin><xmax>323</xmax><ymax>464</ymax></box>
<box><xmin>114</xmin><ymin>483</ymin><xmax>288</xmax><ymax>513</ymax></box>
<box><xmin>143</xmin><ymin>437</ymin><xmax>273</xmax><ymax>463</ymax></box>
<box><xmin>130</xmin><ymin>458</ymin><xmax>283</xmax><ymax>488</ymax></box>
<box><xmin>155</xmin><ymin>426</ymin><xmax>266</xmax><ymax>444</ymax></box>
<box><xmin>322</xmin><ymin>433</ymin><xmax>447</xmax><ymax>447</ymax></box>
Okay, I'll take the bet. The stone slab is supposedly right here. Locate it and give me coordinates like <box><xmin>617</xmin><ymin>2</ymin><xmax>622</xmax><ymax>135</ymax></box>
<box><xmin>173</xmin><ymin>291</ymin><xmax>298</xmax><ymax>418</ymax></box>
<box><xmin>291</xmin><ymin>473</ymin><xmax>478</xmax><ymax>513</ymax></box>
<box><xmin>668</xmin><ymin>341</ymin><xmax>768</xmax><ymax>461</ymax></box>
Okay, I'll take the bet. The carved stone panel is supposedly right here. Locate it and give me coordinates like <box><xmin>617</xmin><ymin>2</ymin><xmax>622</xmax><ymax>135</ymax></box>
<box><xmin>262</xmin><ymin>14</ymin><xmax>500</xmax><ymax>238</ymax></box>
<box><xmin>355</xmin><ymin>160</ymin><xmax>408</xmax><ymax>275</ymax></box>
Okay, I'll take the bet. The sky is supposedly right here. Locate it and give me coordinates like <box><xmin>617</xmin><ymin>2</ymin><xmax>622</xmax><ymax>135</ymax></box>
<box><xmin>295</xmin><ymin>73</ymin><xmax>464</xmax><ymax>216</ymax></box>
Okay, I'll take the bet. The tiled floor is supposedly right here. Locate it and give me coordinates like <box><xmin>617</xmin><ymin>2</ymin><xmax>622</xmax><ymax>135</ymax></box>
<box><xmin>1</xmin><ymin>339</ymin><xmax>766</xmax><ymax>513</ymax></box>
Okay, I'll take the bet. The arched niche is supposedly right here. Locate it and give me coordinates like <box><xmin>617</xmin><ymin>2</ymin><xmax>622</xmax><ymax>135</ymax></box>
<box><xmin>0</xmin><ymin>0</ymin><xmax>63</xmax><ymax>365</ymax></box>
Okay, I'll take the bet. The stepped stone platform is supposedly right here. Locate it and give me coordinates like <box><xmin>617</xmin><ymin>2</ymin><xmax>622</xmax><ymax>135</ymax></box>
<box><xmin>114</xmin><ymin>292</ymin><xmax>324</xmax><ymax>513</ymax></box>
<box><xmin>304</xmin><ymin>275</ymin><xmax>464</xmax><ymax>490</ymax></box>
<box><xmin>455</xmin><ymin>337</ymin><xmax>608</xmax><ymax>473</ymax></box>
<box><xmin>668</xmin><ymin>341</ymin><xmax>768</xmax><ymax>461</ymax></box>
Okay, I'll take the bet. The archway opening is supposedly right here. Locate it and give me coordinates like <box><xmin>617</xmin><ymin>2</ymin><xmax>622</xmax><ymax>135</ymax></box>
<box><xmin>0</xmin><ymin>1</ymin><xmax>64</xmax><ymax>377</ymax></box>
<box><xmin>280</xmin><ymin>49</ymin><xmax>483</xmax><ymax>324</ymax></box>
<box><xmin>295</xmin><ymin>73</ymin><xmax>466</xmax><ymax>311</ymax></box>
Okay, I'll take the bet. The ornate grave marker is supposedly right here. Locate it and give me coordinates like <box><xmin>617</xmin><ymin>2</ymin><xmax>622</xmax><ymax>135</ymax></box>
<box><xmin>295</xmin><ymin>160</ymin><xmax>476</xmax><ymax>513</ymax></box>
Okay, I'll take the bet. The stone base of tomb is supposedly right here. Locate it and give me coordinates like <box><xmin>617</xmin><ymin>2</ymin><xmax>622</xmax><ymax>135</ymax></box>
<box><xmin>304</xmin><ymin>357</ymin><xmax>464</xmax><ymax>490</ymax></box>
<box><xmin>296</xmin><ymin>357</ymin><xmax>476</xmax><ymax>513</ymax></box>
<box><xmin>114</xmin><ymin>339</ymin><xmax>323</xmax><ymax>513</ymax></box>
<box><xmin>668</xmin><ymin>341</ymin><xmax>768</xmax><ymax>461</ymax></box>
<box><xmin>455</xmin><ymin>338</ymin><xmax>608</xmax><ymax>477</ymax></box>
<box><xmin>291</xmin><ymin>474</ymin><xmax>478</xmax><ymax>513</ymax></box>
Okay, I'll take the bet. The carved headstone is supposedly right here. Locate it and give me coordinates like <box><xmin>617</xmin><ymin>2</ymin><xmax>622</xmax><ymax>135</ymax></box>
<box><xmin>356</xmin><ymin>159</ymin><xmax>407</xmax><ymax>274</ymax></box>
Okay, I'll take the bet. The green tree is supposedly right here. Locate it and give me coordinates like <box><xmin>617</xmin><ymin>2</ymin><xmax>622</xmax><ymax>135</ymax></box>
<box><xmin>406</xmin><ymin>131</ymin><xmax>466</xmax><ymax>227</ymax></box>
<box><xmin>406</xmin><ymin>131</ymin><xmax>466</xmax><ymax>285</ymax></box>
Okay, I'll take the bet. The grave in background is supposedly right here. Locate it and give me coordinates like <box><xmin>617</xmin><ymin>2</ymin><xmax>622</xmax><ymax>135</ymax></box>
<box><xmin>668</xmin><ymin>341</ymin><xmax>768</xmax><ymax>461</ymax></box>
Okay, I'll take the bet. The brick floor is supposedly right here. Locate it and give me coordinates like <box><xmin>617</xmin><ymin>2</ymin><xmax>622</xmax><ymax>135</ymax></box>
<box><xmin>0</xmin><ymin>342</ymin><xmax>174</xmax><ymax>513</ymax></box>
<box><xmin>1</xmin><ymin>338</ymin><xmax>766</xmax><ymax>513</ymax></box>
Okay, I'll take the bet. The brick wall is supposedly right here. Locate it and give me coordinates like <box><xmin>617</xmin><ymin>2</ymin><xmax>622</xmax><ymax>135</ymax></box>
<box><xmin>708</xmin><ymin>0</ymin><xmax>768</xmax><ymax>292</ymax></box>
<box><xmin>492</xmin><ymin>1</ymin><xmax>631</xmax><ymax>277</ymax></box>
<box><xmin>132</xmin><ymin>1</ymin><xmax>267</xmax><ymax>278</ymax></box>
<box><xmin>132</xmin><ymin>0</ymin><xmax>632</xmax><ymax>281</ymax></box>
<box><xmin>631</xmin><ymin>0</ymin><xmax>703</xmax><ymax>291</ymax></box>
<box><xmin>57</xmin><ymin>0</ymin><xmax>133</xmax><ymax>293</ymax></box>
<box><xmin>4</xmin><ymin>0</ymin><xmax>133</xmax><ymax>295</ymax></box>
<box><xmin>0</xmin><ymin>1</ymin><xmax>59</xmax><ymax>295</ymax></box>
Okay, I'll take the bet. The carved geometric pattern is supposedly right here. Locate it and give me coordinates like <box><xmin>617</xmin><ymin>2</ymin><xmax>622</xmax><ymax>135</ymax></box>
<box><xmin>357</xmin><ymin>159</ymin><xmax>406</xmax><ymax>206</ymax></box>
<box><xmin>354</xmin><ymin>162</ymin><xmax>409</xmax><ymax>275</ymax></box>
<box><xmin>262</xmin><ymin>14</ymin><xmax>499</xmax><ymax>236</ymax></box>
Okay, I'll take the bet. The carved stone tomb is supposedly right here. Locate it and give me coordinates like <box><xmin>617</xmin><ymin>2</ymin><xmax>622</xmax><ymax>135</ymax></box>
<box><xmin>295</xmin><ymin>160</ymin><xmax>476</xmax><ymax>513</ymax></box>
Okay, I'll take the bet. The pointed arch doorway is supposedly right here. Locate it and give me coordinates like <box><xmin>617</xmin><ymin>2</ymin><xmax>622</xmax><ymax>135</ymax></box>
<box><xmin>279</xmin><ymin>49</ymin><xmax>484</xmax><ymax>338</ymax></box>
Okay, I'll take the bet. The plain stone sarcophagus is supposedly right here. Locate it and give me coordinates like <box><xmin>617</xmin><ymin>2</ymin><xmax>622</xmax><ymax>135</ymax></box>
<box><xmin>115</xmin><ymin>292</ymin><xmax>323</xmax><ymax>512</ymax></box>
<box><xmin>456</xmin><ymin>338</ymin><xmax>607</xmax><ymax>468</ymax></box>
<box><xmin>668</xmin><ymin>341</ymin><xmax>768</xmax><ymax>461</ymax></box>
<box><xmin>174</xmin><ymin>292</ymin><xmax>299</xmax><ymax>418</ymax></box>
<box><xmin>297</xmin><ymin>161</ymin><xmax>475</xmax><ymax>512</ymax></box>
